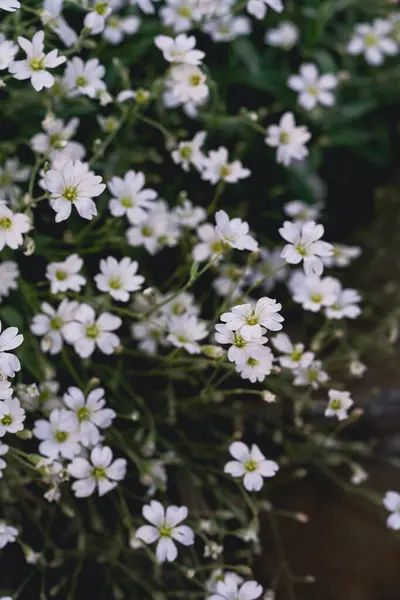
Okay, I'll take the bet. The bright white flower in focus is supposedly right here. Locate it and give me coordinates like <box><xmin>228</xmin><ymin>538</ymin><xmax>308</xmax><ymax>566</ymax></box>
<box><xmin>235</xmin><ymin>345</ymin><xmax>274</xmax><ymax>382</ymax></box>
<box><xmin>383</xmin><ymin>491</ymin><xmax>400</xmax><ymax>530</ymax></box>
<box><xmin>215</xmin><ymin>323</ymin><xmax>268</xmax><ymax>365</ymax></box>
<box><xmin>247</xmin><ymin>0</ymin><xmax>283</xmax><ymax>20</ymax></box>
<box><xmin>63</xmin><ymin>387</ymin><xmax>116</xmax><ymax>447</ymax></box>
<box><xmin>173</xmin><ymin>199</ymin><xmax>206</xmax><ymax>228</ymax></box>
<box><xmin>293</xmin><ymin>359</ymin><xmax>329</xmax><ymax>389</ymax></box>
<box><xmin>347</xmin><ymin>19</ymin><xmax>398</xmax><ymax>66</ymax></box>
<box><xmin>202</xmin><ymin>147</ymin><xmax>251</xmax><ymax>185</ymax></box>
<box><xmin>0</xmin><ymin>34</ymin><xmax>17</xmax><ymax>70</ymax></box>
<box><xmin>63</xmin><ymin>303</ymin><xmax>122</xmax><ymax>358</ymax></box>
<box><xmin>40</xmin><ymin>0</ymin><xmax>78</xmax><ymax>48</ymax></box>
<box><xmin>63</xmin><ymin>57</ymin><xmax>106</xmax><ymax>98</ymax></box>
<box><xmin>84</xmin><ymin>1</ymin><xmax>113</xmax><ymax>35</ymax></box>
<box><xmin>325</xmin><ymin>389</ymin><xmax>354</xmax><ymax>421</ymax></box>
<box><xmin>288</xmin><ymin>64</ymin><xmax>338</xmax><ymax>111</ymax></box>
<box><xmin>215</xmin><ymin>209</ymin><xmax>258</xmax><ymax>253</ymax></box>
<box><xmin>0</xmin><ymin>322</ymin><xmax>23</xmax><ymax>378</ymax></box>
<box><xmin>9</xmin><ymin>31</ymin><xmax>66</xmax><ymax>91</ymax></box>
<box><xmin>0</xmin><ymin>261</ymin><xmax>19</xmax><ymax>302</ymax></box>
<box><xmin>95</xmin><ymin>256</ymin><xmax>144</xmax><ymax>302</ymax></box>
<box><xmin>68</xmin><ymin>445</ymin><xmax>127</xmax><ymax>497</ymax></box>
<box><xmin>171</xmin><ymin>131</ymin><xmax>206</xmax><ymax>171</ymax></box>
<box><xmin>0</xmin><ymin>523</ymin><xmax>18</xmax><ymax>549</ymax></box>
<box><xmin>224</xmin><ymin>442</ymin><xmax>278</xmax><ymax>492</ymax></box>
<box><xmin>31</xmin><ymin>300</ymin><xmax>79</xmax><ymax>355</ymax></box>
<box><xmin>46</xmin><ymin>254</ymin><xmax>86</xmax><ymax>294</ymax></box>
<box><xmin>33</xmin><ymin>408</ymin><xmax>81</xmax><ymax>459</ymax></box>
<box><xmin>220</xmin><ymin>297</ymin><xmax>283</xmax><ymax>340</ymax></box>
<box><xmin>166</xmin><ymin>64</ymin><xmax>209</xmax><ymax>104</ymax></box>
<box><xmin>155</xmin><ymin>34</ymin><xmax>205</xmax><ymax>65</ymax></box>
<box><xmin>167</xmin><ymin>315</ymin><xmax>208</xmax><ymax>354</ymax></box>
<box><xmin>272</xmin><ymin>333</ymin><xmax>314</xmax><ymax>370</ymax></box>
<box><xmin>265</xmin><ymin>21</ymin><xmax>299</xmax><ymax>50</ymax></box>
<box><xmin>108</xmin><ymin>170</ymin><xmax>157</xmax><ymax>224</ymax></box>
<box><xmin>0</xmin><ymin>397</ymin><xmax>25</xmax><ymax>437</ymax></box>
<box><xmin>44</xmin><ymin>160</ymin><xmax>105</xmax><ymax>222</ymax></box>
<box><xmin>0</xmin><ymin>205</ymin><xmax>30</xmax><ymax>251</ymax></box>
<box><xmin>103</xmin><ymin>14</ymin><xmax>141</xmax><ymax>45</ymax></box>
<box><xmin>0</xmin><ymin>0</ymin><xmax>20</xmax><ymax>11</ymax></box>
<box><xmin>280</xmin><ymin>220</ymin><xmax>333</xmax><ymax>276</ymax></box>
<box><xmin>283</xmin><ymin>199</ymin><xmax>323</xmax><ymax>224</ymax></box>
<box><xmin>135</xmin><ymin>500</ymin><xmax>195</xmax><ymax>562</ymax></box>
<box><xmin>265</xmin><ymin>112</ymin><xmax>311</xmax><ymax>166</ymax></box>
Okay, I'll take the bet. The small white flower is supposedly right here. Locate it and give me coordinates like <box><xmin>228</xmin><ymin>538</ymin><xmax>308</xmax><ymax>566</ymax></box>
<box><xmin>135</xmin><ymin>500</ymin><xmax>195</xmax><ymax>562</ymax></box>
<box><xmin>0</xmin><ymin>442</ymin><xmax>9</xmax><ymax>477</ymax></box>
<box><xmin>0</xmin><ymin>523</ymin><xmax>18</xmax><ymax>549</ymax></box>
<box><xmin>215</xmin><ymin>209</ymin><xmax>258</xmax><ymax>252</ymax></box>
<box><xmin>155</xmin><ymin>34</ymin><xmax>205</xmax><ymax>65</ymax></box>
<box><xmin>171</xmin><ymin>131</ymin><xmax>206</xmax><ymax>171</ymax></box>
<box><xmin>103</xmin><ymin>14</ymin><xmax>141</xmax><ymax>45</ymax></box>
<box><xmin>193</xmin><ymin>223</ymin><xmax>224</xmax><ymax>262</ymax></box>
<box><xmin>44</xmin><ymin>160</ymin><xmax>105</xmax><ymax>222</ymax></box>
<box><xmin>203</xmin><ymin>16</ymin><xmax>251</xmax><ymax>43</ymax></box>
<box><xmin>272</xmin><ymin>333</ymin><xmax>314</xmax><ymax>370</ymax></box>
<box><xmin>167</xmin><ymin>315</ymin><xmax>208</xmax><ymax>354</ymax></box>
<box><xmin>247</xmin><ymin>0</ymin><xmax>283</xmax><ymax>20</ymax></box>
<box><xmin>349</xmin><ymin>360</ymin><xmax>366</xmax><ymax>378</ymax></box>
<box><xmin>0</xmin><ymin>205</ymin><xmax>30</xmax><ymax>251</ymax></box>
<box><xmin>108</xmin><ymin>170</ymin><xmax>157</xmax><ymax>224</ymax></box>
<box><xmin>33</xmin><ymin>408</ymin><xmax>81</xmax><ymax>459</ymax></box>
<box><xmin>208</xmin><ymin>575</ymin><xmax>263</xmax><ymax>600</ymax></box>
<box><xmin>293</xmin><ymin>360</ymin><xmax>329</xmax><ymax>389</ymax></box>
<box><xmin>0</xmin><ymin>397</ymin><xmax>25</xmax><ymax>437</ymax></box>
<box><xmin>0</xmin><ymin>34</ymin><xmax>17</xmax><ymax>70</ymax></box>
<box><xmin>215</xmin><ymin>323</ymin><xmax>268</xmax><ymax>365</ymax></box>
<box><xmin>95</xmin><ymin>257</ymin><xmax>144</xmax><ymax>302</ymax></box>
<box><xmin>347</xmin><ymin>19</ymin><xmax>398</xmax><ymax>66</ymax></box>
<box><xmin>0</xmin><ymin>322</ymin><xmax>23</xmax><ymax>378</ymax></box>
<box><xmin>68</xmin><ymin>445</ymin><xmax>127</xmax><ymax>497</ymax></box>
<box><xmin>283</xmin><ymin>199</ymin><xmax>323</xmax><ymax>224</ymax></box>
<box><xmin>166</xmin><ymin>63</ymin><xmax>209</xmax><ymax>104</ymax></box>
<box><xmin>63</xmin><ymin>387</ymin><xmax>115</xmax><ymax>447</ymax></box>
<box><xmin>46</xmin><ymin>254</ymin><xmax>86</xmax><ymax>294</ymax></box>
<box><xmin>31</xmin><ymin>116</ymin><xmax>82</xmax><ymax>160</ymax></box>
<box><xmin>291</xmin><ymin>274</ymin><xmax>338</xmax><ymax>313</ymax></box>
<box><xmin>131</xmin><ymin>319</ymin><xmax>167</xmax><ymax>355</ymax></box>
<box><xmin>160</xmin><ymin>291</ymin><xmax>199</xmax><ymax>318</ymax></box>
<box><xmin>63</xmin><ymin>57</ymin><xmax>106</xmax><ymax>98</ymax></box>
<box><xmin>288</xmin><ymin>63</ymin><xmax>338</xmax><ymax>111</ymax></box>
<box><xmin>0</xmin><ymin>0</ymin><xmax>20</xmax><ymax>11</ymax></box>
<box><xmin>173</xmin><ymin>199</ymin><xmax>206</xmax><ymax>228</ymax></box>
<box><xmin>202</xmin><ymin>147</ymin><xmax>251</xmax><ymax>185</ymax></box>
<box><xmin>265</xmin><ymin>21</ymin><xmax>299</xmax><ymax>50</ymax></box>
<box><xmin>350</xmin><ymin>464</ymin><xmax>368</xmax><ymax>486</ymax></box>
<box><xmin>280</xmin><ymin>221</ymin><xmax>333</xmax><ymax>276</ymax></box>
<box><xmin>160</xmin><ymin>0</ymin><xmax>201</xmax><ymax>32</ymax></box>
<box><xmin>383</xmin><ymin>491</ymin><xmax>400</xmax><ymax>530</ymax></box>
<box><xmin>0</xmin><ymin>381</ymin><xmax>12</xmax><ymax>400</ymax></box>
<box><xmin>63</xmin><ymin>303</ymin><xmax>122</xmax><ymax>358</ymax></box>
<box><xmin>206</xmin><ymin>571</ymin><xmax>244</xmax><ymax>595</ymax></box>
<box><xmin>265</xmin><ymin>112</ymin><xmax>311</xmax><ymax>166</ymax></box>
<box><xmin>127</xmin><ymin>202</ymin><xmax>180</xmax><ymax>254</ymax></box>
<box><xmin>324</xmin><ymin>287</ymin><xmax>361</xmax><ymax>320</ymax></box>
<box><xmin>325</xmin><ymin>389</ymin><xmax>354</xmax><ymax>421</ymax></box>
<box><xmin>220</xmin><ymin>297</ymin><xmax>283</xmax><ymax>340</ymax></box>
<box><xmin>235</xmin><ymin>345</ymin><xmax>274</xmax><ymax>382</ymax></box>
<box><xmin>41</xmin><ymin>0</ymin><xmax>78</xmax><ymax>48</ymax></box>
<box><xmin>31</xmin><ymin>300</ymin><xmax>79</xmax><ymax>355</ymax></box>
<box><xmin>224</xmin><ymin>442</ymin><xmax>278</xmax><ymax>492</ymax></box>
<box><xmin>0</xmin><ymin>158</ymin><xmax>30</xmax><ymax>202</ymax></box>
<box><xmin>9</xmin><ymin>31</ymin><xmax>65</xmax><ymax>91</ymax></box>
<box><xmin>323</xmin><ymin>244</ymin><xmax>361</xmax><ymax>268</ymax></box>
<box><xmin>84</xmin><ymin>1</ymin><xmax>113</xmax><ymax>35</ymax></box>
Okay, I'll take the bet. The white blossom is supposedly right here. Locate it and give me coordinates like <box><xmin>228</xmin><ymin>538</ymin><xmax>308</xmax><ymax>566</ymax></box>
<box><xmin>31</xmin><ymin>300</ymin><xmax>79</xmax><ymax>355</ymax></box>
<box><xmin>63</xmin><ymin>304</ymin><xmax>122</xmax><ymax>358</ymax></box>
<box><xmin>280</xmin><ymin>221</ymin><xmax>333</xmax><ymax>276</ymax></box>
<box><xmin>202</xmin><ymin>148</ymin><xmax>251</xmax><ymax>185</ymax></box>
<box><xmin>224</xmin><ymin>442</ymin><xmax>278</xmax><ymax>492</ymax></box>
<box><xmin>63</xmin><ymin>387</ymin><xmax>116</xmax><ymax>447</ymax></box>
<box><xmin>40</xmin><ymin>0</ymin><xmax>78</xmax><ymax>48</ymax></box>
<box><xmin>293</xmin><ymin>360</ymin><xmax>329</xmax><ymax>389</ymax></box>
<box><xmin>0</xmin><ymin>205</ymin><xmax>30</xmax><ymax>251</ymax></box>
<box><xmin>68</xmin><ymin>445</ymin><xmax>127</xmax><ymax>497</ymax></box>
<box><xmin>383</xmin><ymin>491</ymin><xmax>400</xmax><ymax>530</ymax></box>
<box><xmin>167</xmin><ymin>315</ymin><xmax>208</xmax><ymax>354</ymax></box>
<box><xmin>247</xmin><ymin>0</ymin><xmax>283</xmax><ymax>20</ymax></box>
<box><xmin>288</xmin><ymin>64</ymin><xmax>338</xmax><ymax>111</ymax></box>
<box><xmin>220</xmin><ymin>297</ymin><xmax>283</xmax><ymax>340</ymax></box>
<box><xmin>173</xmin><ymin>199</ymin><xmax>206</xmax><ymax>228</ymax></box>
<box><xmin>271</xmin><ymin>333</ymin><xmax>314</xmax><ymax>370</ymax></box>
<box><xmin>108</xmin><ymin>170</ymin><xmax>157</xmax><ymax>224</ymax></box>
<box><xmin>46</xmin><ymin>254</ymin><xmax>86</xmax><ymax>294</ymax></box>
<box><xmin>347</xmin><ymin>19</ymin><xmax>398</xmax><ymax>66</ymax></box>
<box><xmin>171</xmin><ymin>131</ymin><xmax>206</xmax><ymax>171</ymax></box>
<box><xmin>63</xmin><ymin>57</ymin><xmax>106</xmax><ymax>98</ymax></box>
<box><xmin>84</xmin><ymin>1</ymin><xmax>113</xmax><ymax>35</ymax></box>
<box><xmin>0</xmin><ymin>322</ymin><xmax>23</xmax><ymax>378</ymax></box>
<box><xmin>0</xmin><ymin>158</ymin><xmax>30</xmax><ymax>202</ymax></box>
<box><xmin>103</xmin><ymin>14</ymin><xmax>141</xmax><ymax>44</ymax></box>
<box><xmin>155</xmin><ymin>34</ymin><xmax>205</xmax><ymax>65</ymax></box>
<box><xmin>0</xmin><ymin>34</ymin><xmax>17</xmax><ymax>70</ymax></box>
<box><xmin>0</xmin><ymin>523</ymin><xmax>18</xmax><ymax>549</ymax></box>
<box><xmin>0</xmin><ymin>0</ymin><xmax>20</xmax><ymax>11</ymax></box>
<box><xmin>325</xmin><ymin>389</ymin><xmax>354</xmax><ymax>421</ymax></box>
<box><xmin>33</xmin><ymin>408</ymin><xmax>81</xmax><ymax>459</ymax></box>
<box><xmin>95</xmin><ymin>257</ymin><xmax>144</xmax><ymax>302</ymax></box>
<box><xmin>265</xmin><ymin>112</ymin><xmax>311</xmax><ymax>166</ymax></box>
<box><xmin>265</xmin><ymin>21</ymin><xmax>299</xmax><ymax>50</ymax></box>
<box><xmin>0</xmin><ymin>397</ymin><xmax>25</xmax><ymax>437</ymax></box>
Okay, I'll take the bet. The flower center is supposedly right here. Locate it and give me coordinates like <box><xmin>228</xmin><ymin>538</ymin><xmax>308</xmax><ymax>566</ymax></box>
<box><xmin>308</xmin><ymin>370</ymin><xmax>318</xmax><ymax>381</ymax></box>
<box><xmin>233</xmin><ymin>332</ymin><xmax>246</xmax><ymax>348</ymax></box>
<box><xmin>247</xmin><ymin>357</ymin><xmax>259</xmax><ymax>367</ymax></box>
<box><xmin>49</xmin><ymin>134</ymin><xmax>64</xmax><ymax>149</ymax></box>
<box><xmin>1</xmin><ymin>414</ymin><xmax>12</xmax><ymax>426</ymax></box>
<box><xmin>95</xmin><ymin>1</ymin><xmax>109</xmax><ymax>15</ymax></box>
<box><xmin>311</xmin><ymin>294</ymin><xmax>322</xmax><ymax>303</ymax></box>
<box><xmin>245</xmin><ymin>458</ymin><xmax>258</xmax><ymax>472</ymax></box>
<box><xmin>121</xmin><ymin>196</ymin><xmax>133</xmax><ymax>208</ymax></box>
<box><xmin>178</xmin><ymin>6</ymin><xmax>192</xmax><ymax>17</ymax></box>
<box><xmin>55</xmin><ymin>269</ymin><xmax>68</xmax><ymax>281</ymax></box>
<box><xmin>290</xmin><ymin>349</ymin><xmax>303</xmax><ymax>361</ymax></box>
<box><xmin>63</xmin><ymin>186</ymin><xmax>78</xmax><ymax>202</ymax></box>
<box><xmin>172</xmin><ymin>302</ymin><xmax>185</xmax><ymax>315</ymax></box>
<box><xmin>180</xmin><ymin>145</ymin><xmax>192</xmax><ymax>160</ymax></box>
<box><xmin>108</xmin><ymin>16</ymin><xmax>120</xmax><ymax>28</ymax></box>
<box><xmin>135</xmin><ymin>88</ymin><xmax>149</xmax><ymax>103</ymax></box>
<box><xmin>159</xmin><ymin>524</ymin><xmax>172</xmax><ymax>537</ymax></box>
<box><xmin>0</xmin><ymin>217</ymin><xmax>12</xmax><ymax>230</ymax></box>
<box><xmin>279</xmin><ymin>131</ymin><xmax>289</xmax><ymax>144</ymax></box>
<box><xmin>76</xmin><ymin>75</ymin><xmax>89</xmax><ymax>88</ymax></box>
<box><xmin>142</xmin><ymin>225</ymin><xmax>154</xmax><ymax>237</ymax></box>
<box><xmin>77</xmin><ymin>406</ymin><xmax>90</xmax><ymax>422</ymax></box>
<box><xmin>190</xmin><ymin>74</ymin><xmax>202</xmax><ymax>86</ymax></box>
<box><xmin>330</xmin><ymin>399</ymin><xmax>342</xmax><ymax>410</ymax></box>
<box><xmin>296</xmin><ymin>243</ymin><xmax>307</xmax><ymax>256</ymax></box>
<box><xmin>245</xmin><ymin>311</ymin><xmax>258</xmax><ymax>326</ymax></box>
<box><xmin>50</xmin><ymin>316</ymin><xmax>63</xmax><ymax>331</ymax></box>
<box><xmin>92</xmin><ymin>466</ymin><xmax>107</xmax><ymax>479</ymax></box>
<box><xmin>30</xmin><ymin>57</ymin><xmax>45</xmax><ymax>71</ymax></box>
<box><xmin>109</xmin><ymin>276</ymin><xmax>121</xmax><ymax>290</ymax></box>
<box><xmin>219</xmin><ymin>164</ymin><xmax>232</xmax><ymax>178</ymax></box>
<box><xmin>85</xmin><ymin>323</ymin><xmax>99</xmax><ymax>339</ymax></box>
<box><xmin>307</xmin><ymin>85</ymin><xmax>319</xmax><ymax>97</ymax></box>
<box><xmin>54</xmin><ymin>430</ymin><xmax>68</xmax><ymax>443</ymax></box>
<box><xmin>364</xmin><ymin>33</ymin><xmax>377</xmax><ymax>47</ymax></box>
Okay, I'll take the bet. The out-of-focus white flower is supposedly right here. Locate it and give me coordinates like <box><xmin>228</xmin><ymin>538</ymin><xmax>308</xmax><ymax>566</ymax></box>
<box><xmin>272</xmin><ymin>333</ymin><xmax>314</xmax><ymax>370</ymax></box>
<box><xmin>46</xmin><ymin>254</ymin><xmax>86</xmax><ymax>294</ymax></box>
<box><xmin>167</xmin><ymin>315</ymin><xmax>208</xmax><ymax>354</ymax></box>
<box><xmin>265</xmin><ymin>112</ymin><xmax>311</xmax><ymax>166</ymax></box>
<box><xmin>0</xmin><ymin>322</ymin><xmax>23</xmax><ymax>378</ymax></box>
<box><xmin>293</xmin><ymin>360</ymin><xmax>329</xmax><ymax>389</ymax></box>
<box><xmin>63</xmin><ymin>57</ymin><xmax>106</xmax><ymax>98</ymax></box>
<box><xmin>108</xmin><ymin>170</ymin><xmax>157</xmax><ymax>224</ymax></box>
<box><xmin>171</xmin><ymin>131</ymin><xmax>206</xmax><ymax>171</ymax></box>
<box><xmin>41</xmin><ymin>0</ymin><xmax>77</xmax><ymax>48</ymax></box>
<box><xmin>347</xmin><ymin>19</ymin><xmax>398</xmax><ymax>65</ymax></box>
<box><xmin>247</xmin><ymin>0</ymin><xmax>283</xmax><ymax>20</ymax></box>
<box><xmin>84</xmin><ymin>1</ymin><xmax>113</xmax><ymax>35</ymax></box>
<box><xmin>265</xmin><ymin>21</ymin><xmax>299</xmax><ymax>50</ymax></box>
<box><xmin>325</xmin><ymin>389</ymin><xmax>354</xmax><ymax>421</ymax></box>
<box><xmin>383</xmin><ymin>491</ymin><xmax>400</xmax><ymax>530</ymax></box>
<box><xmin>103</xmin><ymin>14</ymin><xmax>141</xmax><ymax>44</ymax></box>
<box><xmin>202</xmin><ymin>147</ymin><xmax>251</xmax><ymax>185</ymax></box>
<box><xmin>155</xmin><ymin>33</ymin><xmax>205</xmax><ymax>65</ymax></box>
<box><xmin>288</xmin><ymin>64</ymin><xmax>338</xmax><ymax>111</ymax></box>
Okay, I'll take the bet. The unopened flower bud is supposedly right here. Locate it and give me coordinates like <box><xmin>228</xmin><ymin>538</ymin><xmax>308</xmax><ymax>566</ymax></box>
<box><xmin>262</xmin><ymin>391</ymin><xmax>276</xmax><ymax>403</ymax></box>
<box><xmin>201</xmin><ymin>345</ymin><xmax>225</xmax><ymax>359</ymax></box>
<box><xmin>23</xmin><ymin>236</ymin><xmax>35</xmax><ymax>256</ymax></box>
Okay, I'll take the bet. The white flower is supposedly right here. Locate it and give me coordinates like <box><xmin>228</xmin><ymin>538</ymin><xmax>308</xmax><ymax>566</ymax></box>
<box><xmin>84</xmin><ymin>1</ymin><xmax>113</xmax><ymax>34</ymax></box>
<box><xmin>208</xmin><ymin>575</ymin><xmax>263</xmax><ymax>600</ymax></box>
<box><xmin>63</xmin><ymin>304</ymin><xmax>121</xmax><ymax>358</ymax></box>
<box><xmin>0</xmin><ymin>322</ymin><xmax>23</xmax><ymax>378</ymax></box>
<box><xmin>206</xmin><ymin>571</ymin><xmax>244</xmax><ymax>595</ymax></box>
<box><xmin>155</xmin><ymin>34</ymin><xmax>205</xmax><ymax>65</ymax></box>
<box><xmin>383</xmin><ymin>491</ymin><xmax>400</xmax><ymax>530</ymax></box>
<box><xmin>247</xmin><ymin>0</ymin><xmax>283</xmax><ymax>20</ymax></box>
<box><xmin>349</xmin><ymin>360</ymin><xmax>366</xmax><ymax>378</ymax></box>
<box><xmin>131</xmin><ymin>319</ymin><xmax>167</xmax><ymax>355</ymax></box>
<box><xmin>293</xmin><ymin>360</ymin><xmax>329</xmax><ymax>389</ymax></box>
<box><xmin>31</xmin><ymin>116</ymin><xmax>81</xmax><ymax>159</ymax></box>
<box><xmin>249</xmin><ymin>248</ymin><xmax>287</xmax><ymax>293</ymax></box>
<box><xmin>322</xmin><ymin>244</ymin><xmax>361</xmax><ymax>268</ymax></box>
<box><xmin>0</xmin><ymin>381</ymin><xmax>12</xmax><ymax>400</ymax></box>
<box><xmin>167</xmin><ymin>315</ymin><xmax>208</xmax><ymax>354</ymax></box>
<box><xmin>160</xmin><ymin>291</ymin><xmax>199</xmax><ymax>318</ymax></box>
<box><xmin>68</xmin><ymin>445</ymin><xmax>126</xmax><ymax>497</ymax></box>
<box><xmin>103</xmin><ymin>14</ymin><xmax>141</xmax><ymax>45</ymax></box>
<box><xmin>213</xmin><ymin>263</ymin><xmax>246</xmax><ymax>298</ymax></box>
<box><xmin>291</xmin><ymin>274</ymin><xmax>338</xmax><ymax>312</ymax></box>
<box><xmin>44</xmin><ymin>160</ymin><xmax>105</xmax><ymax>222</ymax></box>
<box><xmin>173</xmin><ymin>199</ymin><xmax>206</xmax><ymax>228</ymax></box>
<box><xmin>283</xmin><ymin>199</ymin><xmax>323</xmax><ymax>224</ymax></box>
<box><xmin>265</xmin><ymin>112</ymin><xmax>311</xmax><ymax>166</ymax></box>
<box><xmin>46</xmin><ymin>254</ymin><xmax>86</xmax><ymax>294</ymax></box>
<box><xmin>160</xmin><ymin>0</ymin><xmax>201</xmax><ymax>32</ymax></box>
<box><xmin>288</xmin><ymin>64</ymin><xmax>338</xmax><ymax>111</ymax></box>
<box><xmin>280</xmin><ymin>220</ymin><xmax>333</xmax><ymax>276</ymax></box>
<box><xmin>0</xmin><ymin>158</ymin><xmax>30</xmax><ymax>202</ymax></box>
<box><xmin>63</xmin><ymin>387</ymin><xmax>116</xmax><ymax>447</ymax></box>
<box><xmin>0</xmin><ymin>442</ymin><xmax>8</xmax><ymax>477</ymax></box>
<box><xmin>127</xmin><ymin>202</ymin><xmax>180</xmax><ymax>254</ymax></box>
<box><xmin>34</xmin><ymin>408</ymin><xmax>81</xmax><ymax>459</ymax></box>
<box><xmin>215</xmin><ymin>323</ymin><xmax>268</xmax><ymax>365</ymax></box>
<box><xmin>224</xmin><ymin>442</ymin><xmax>278</xmax><ymax>492</ymax></box>
<box><xmin>0</xmin><ymin>35</ymin><xmax>17</xmax><ymax>70</ymax></box>
<box><xmin>41</xmin><ymin>0</ymin><xmax>78</xmax><ymax>48</ymax></box>
<box><xmin>166</xmin><ymin>64</ymin><xmax>209</xmax><ymax>104</ymax></box>
<box><xmin>350</xmin><ymin>464</ymin><xmax>368</xmax><ymax>486</ymax></box>
<box><xmin>203</xmin><ymin>16</ymin><xmax>251</xmax><ymax>43</ymax></box>
<box><xmin>347</xmin><ymin>19</ymin><xmax>398</xmax><ymax>66</ymax></box>
<box><xmin>235</xmin><ymin>345</ymin><xmax>274</xmax><ymax>382</ymax></box>
<box><xmin>0</xmin><ymin>397</ymin><xmax>25</xmax><ymax>437</ymax></box>
<box><xmin>215</xmin><ymin>209</ymin><xmax>258</xmax><ymax>252</ymax></box>
<box><xmin>108</xmin><ymin>170</ymin><xmax>157</xmax><ymax>224</ymax></box>
<box><xmin>324</xmin><ymin>287</ymin><xmax>361</xmax><ymax>320</ymax></box>
<box><xmin>19</xmin><ymin>379</ymin><xmax>61</xmax><ymax>413</ymax></box>
<box><xmin>325</xmin><ymin>389</ymin><xmax>354</xmax><ymax>421</ymax></box>
<box><xmin>135</xmin><ymin>500</ymin><xmax>195</xmax><ymax>562</ymax></box>
<box><xmin>202</xmin><ymin>147</ymin><xmax>251</xmax><ymax>185</ymax></box>
<box><xmin>95</xmin><ymin>257</ymin><xmax>144</xmax><ymax>302</ymax></box>
<box><xmin>220</xmin><ymin>297</ymin><xmax>283</xmax><ymax>340</ymax></box>
<box><xmin>130</xmin><ymin>0</ymin><xmax>160</xmax><ymax>14</ymax></box>
<box><xmin>0</xmin><ymin>0</ymin><xmax>20</xmax><ymax>11</ymax></box>
<box><xmin>193</xmin><ymin>223</ymin><xmax>224</xmax><ymax>262</ymax></box>
<box><xmin>9</xmin><ymin>31</ymin><xmax>65</xmax><ymax>91</ymax></box>
<box><xmin>271</xmin><ymin>333</ymin><xmax>314</xmax><ymax>370</ymax></box>
<box><xmin>0</xmin><ymin>523</ymin><xmax>18</xmax><ymax>549</ymax></box>
<box><xmin>31</xmin><ymin>300</ymin><xmax>79</xmax><ymax>355</ymax></box>
<box><xmin>0</xmin><ymin>205</ymin><xmax>30</xmax><ymax>251</ymax></box>
<box><xmin>63</xmin><ymin>57</ymin><xmax>106</xmax><ymax>98</ymax></box>
<box><xmin>265</xmin><ymin>21</ymin><xmax>299</xmax><ymax>50</ymax></box>
<box><xmin>171</xmin><ymin>131</ymin><xmax>206</xmax><ymax>171</ymax></box>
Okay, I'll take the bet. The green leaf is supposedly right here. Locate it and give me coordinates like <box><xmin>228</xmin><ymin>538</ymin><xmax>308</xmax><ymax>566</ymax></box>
<box><xmin>0</xmin><ymin>306</ymin><xmax>24</xmax><ymax>329</ymax></box>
